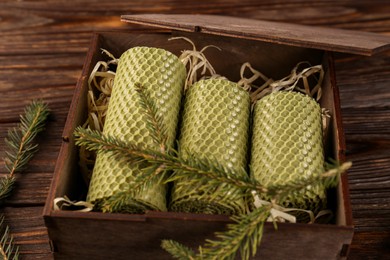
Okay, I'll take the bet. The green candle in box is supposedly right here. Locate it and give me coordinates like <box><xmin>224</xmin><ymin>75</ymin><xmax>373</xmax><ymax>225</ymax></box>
<box><xmin>251</xmin><ymin>91</ymin><xmax>326</xmax><ymax>214</ymax></box>
<box><xmin>170</xmin><ymin>78</ymin><xmax>251</xmax><ymax>215</ymax></box>
<box><xmin>87</xmin><ymin>46</ymin><xmax>186</xmax><ymax>213</ymax></box>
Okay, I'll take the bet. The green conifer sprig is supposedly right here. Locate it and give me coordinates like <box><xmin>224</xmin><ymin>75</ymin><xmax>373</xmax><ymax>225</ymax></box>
<box><xmin>1</xmin><ymin>100</ymin><xmax>49</xmax><ymax>204</ymax></box>
<box><xmin>4</xmin><ymin>100</ymin><xmax>50</xmax><ymax>176</ymax></box>
<box><xmin>74</xmin><ymin>127</ymin><xmax>350</xmax><ymax>204</ymax></box>
<box><xmin>0</xmin><ymin>100</ymin><xmax>49</xmax><ymax>259</ymax></box>
<box><xmin>0</xmin><ymin>215</ymin><xmax>19</xmax><ymax>260</ymax></box>
<box><xmin>74</xmin><ymin>127</ymin><xmax>264</xmax><ymax>194</ymax></box>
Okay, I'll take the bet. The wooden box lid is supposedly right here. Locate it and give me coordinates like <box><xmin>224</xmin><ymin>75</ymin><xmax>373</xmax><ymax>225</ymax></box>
<box><xmin>122</xmin><ymin>14</ymin><xmax>390</xmax><ymax>56</ymax></box>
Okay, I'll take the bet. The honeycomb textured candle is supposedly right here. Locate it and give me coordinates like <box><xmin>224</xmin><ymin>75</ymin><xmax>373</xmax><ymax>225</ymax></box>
<box><xmin>251</xmin><ymin>91</ymin><xmax>326</xmax><ymax>214</ymax></box>
<box><xmin>87</xmin><ymin>47</ymin><xmax>186</xmax><ymax>213</ymax></box>
<box><xmin>170</xmin><ymin>79</ymin><xmax>250</xmax><ymax>215</ymax></box>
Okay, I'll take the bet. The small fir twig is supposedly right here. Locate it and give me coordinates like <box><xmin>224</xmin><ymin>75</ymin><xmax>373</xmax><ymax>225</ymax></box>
<box><xmin>74</xmin><ymin>127</ymin><xmax>350</xmax><ymax>205</ymax></box>
<box><xmin>75</xmin><ymin>127</ymin><xmax>257</xmax><ymax>212</ymax></box>
<box><xmin>0</xmin><ymin>215</ymin><xmax>19</xmax><ymax>260</ymax></box>
<box><xmin>0</xmin><ymin>101</ymin><xmax>49</xmax><ymax>259</ymax></box>
<box><xmin>0</xmin><ymin>101</ymin><xmax>49</xmax><ymax>203</ymax></box>
<box><xmin>4</xmin><ymin>100</ymin><xmax>50</xmax><ymax>176</ymax></box>
<box><xmin>74</xmin><ymin>127</ymin><xmax>263</xmax><ymax>194</ymax></box>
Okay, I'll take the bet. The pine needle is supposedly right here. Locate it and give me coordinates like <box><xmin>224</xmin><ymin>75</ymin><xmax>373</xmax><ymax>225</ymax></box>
<box><xmin>4</xmin><ymin>100</ymin><xmax>50</xmax><ymax>176</ymax></box>
<box><xmin>0</xmin><ymin>215</ymin><xmax>19</xmax><ymax>260</ymax></box>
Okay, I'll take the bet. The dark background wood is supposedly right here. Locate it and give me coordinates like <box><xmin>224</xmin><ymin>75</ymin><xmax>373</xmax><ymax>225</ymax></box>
<box><xmin>0</xmin><ymin>1</ymin><xmax>389</xmax><ymax>259</ymax></box>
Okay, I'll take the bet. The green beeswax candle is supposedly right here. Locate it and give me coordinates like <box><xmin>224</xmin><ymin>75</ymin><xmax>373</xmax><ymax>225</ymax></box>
<box><xmin>251</xmin><ymin>91</ymin><xmax>326</xmax><ymax>214</ymax></box>
<box><xmin>87</xmin><ymin>46</ymin><xmax>186</xmax><ymax>213</ymax></box>
<box><xmin>170</xmin><ymin>78</ymin><xmax>251</xmax><ymax>215</ymax></box>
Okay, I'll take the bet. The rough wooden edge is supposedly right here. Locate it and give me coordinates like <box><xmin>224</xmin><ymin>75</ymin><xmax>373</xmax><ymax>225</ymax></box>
<box><xmin>327</xmin><ymin>52</ymin><xmax>354</xmax><ymax>228</ymax></box>
<box><xmin>121</xmin><ymin>14</ymin><xmax>390</xmax><ymax>56</ymax></box>
<box><xmin>42</xmin><ymin>33</ymin><xmax>100</xmax><ymax>218</ymax></box>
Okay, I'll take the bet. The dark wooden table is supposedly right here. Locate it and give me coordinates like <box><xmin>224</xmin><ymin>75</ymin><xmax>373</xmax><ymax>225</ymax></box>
<box><xmin>0</xmin><ymin>1</ymin><xmax>389</xmax><ymax>259</ymax></box>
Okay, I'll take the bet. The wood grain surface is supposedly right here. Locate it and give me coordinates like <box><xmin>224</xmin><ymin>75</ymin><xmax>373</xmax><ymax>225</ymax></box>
<box><xmin>0</xmin><ymin>1</ymin><xmax>389</xmax><ymax>259</ymax></box>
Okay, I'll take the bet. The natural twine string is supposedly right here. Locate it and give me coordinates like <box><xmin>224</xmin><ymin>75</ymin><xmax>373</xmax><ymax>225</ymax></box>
<box><xmin>85</xmin><ymin>49</ymin><xmax>117</xmax><ymax>131</ymax></box>
<box><xmin>238</xmin><ymin>61</ymin><xmax>324</xmax><ymax>106</ymax></box>
<box><xmin>169</xmin><ymin>37</ymin><xmax>222</xmax><ymax>91</ymax></box>
<box><xmin>53</xmin><ymin>196</ymin><xmax>94</xmax><ymax>212</ymax></box>
<box><xmin>79</xmin><ymin>49</ymin><xmax>117</xmax><ymax>184</ymax></box>
<box><xmin>251</xmin><ymin>191</ymin><xmax>332</xmax><ymax>224</ymax></box>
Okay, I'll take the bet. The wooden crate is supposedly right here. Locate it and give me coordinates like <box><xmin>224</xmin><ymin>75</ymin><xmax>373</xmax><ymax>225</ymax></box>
<box><xmin>43</xmin><ymin>14</ymin><xmax>390</xmax><ymax>259</ymax></box>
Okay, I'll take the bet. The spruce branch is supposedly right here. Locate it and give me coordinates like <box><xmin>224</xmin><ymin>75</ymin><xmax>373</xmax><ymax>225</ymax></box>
<box><xmin>74</xmin><ymin>127</ymin><xmax>264</xmax><ymax>193</ymax></box>
<box><xmin>1</xmin><ymin>100</ymin><xmax>49</xmax><ymax>203</ymax></box>
<box><xmin>0</xmin><ymin>215</ymin><xmax>19</xmax><ymax>260</ymax></box>
<box><xmin>0</xmin><ymin>101</ymin><xmax>49</xmax><ymax>259</ymax></box>
<box><xmin>4</xmin><ymin>100</ymin><xmax>50</xmax><ymax>176</ymax></box>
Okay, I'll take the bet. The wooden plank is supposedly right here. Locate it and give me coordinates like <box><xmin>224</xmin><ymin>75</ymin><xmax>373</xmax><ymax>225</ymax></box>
<box><xmin>335</xmin><ymin>50</ymin><xmax>390</xmax><ymax>109</ymax></box>
<box><xmin>0</xmin><ymin>207</ymin><xmax>52</xmax><ymax>259</ymax></box>
<box><xmin>1</xmin><ymin>1</ymin><xmax>390</xmax><ymax>34</ymax></box>
<box><xmin>342</xmin><ymin>108</ymin><xmax>390</xmax><ymax>136</ymax></box>
<box><xmin>0</xmin><ymin>172</ymin><xmax>53</xmax><ymax>206</ymax></box>
<box><xmin>349</xmin><ymin>231</ymin><xmax>390</xmax><ymax>259</ymax></box>
<box><xmin>0</xmin><ymin>87</ymin><xmax>73</xmax><ymax>123</ymax></box>
<box><xmin>0</xmin><ymin>0</ymin><xmax>389</xmax><ymax>259</ymax></box>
